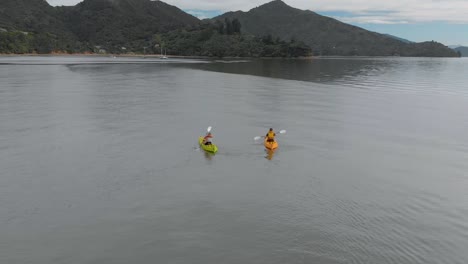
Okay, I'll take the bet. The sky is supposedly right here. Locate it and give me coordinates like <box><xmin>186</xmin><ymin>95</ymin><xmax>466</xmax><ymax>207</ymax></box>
<box><xmin>46</xmin><ymin>0</ymin><xmax>468</xmax><ymax>46</ymax></box>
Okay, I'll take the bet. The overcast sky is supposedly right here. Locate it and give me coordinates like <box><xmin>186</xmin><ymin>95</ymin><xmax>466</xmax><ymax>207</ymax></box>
<box><xmin>45</xmin><ymin>0</ymin><xmax>468</xmax><ymax>46</ymax></box>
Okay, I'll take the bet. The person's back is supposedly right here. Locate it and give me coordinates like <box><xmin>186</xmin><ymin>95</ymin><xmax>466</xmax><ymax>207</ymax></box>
<box><xmin>203</xmin><ymin>133</ymin><xmax>213</xmax><ymax>145</ymax></box>
<box><xmin>266</xmin><ymin>128</ymin><xmax>276</xmax><ymax>142</ymax></box>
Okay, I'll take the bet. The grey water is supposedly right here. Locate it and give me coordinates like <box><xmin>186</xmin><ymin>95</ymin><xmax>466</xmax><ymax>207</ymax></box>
<box><xmin>1</xmin><ymin>56</ymin><xmax>467</xmax><ymax>264</ymax></box>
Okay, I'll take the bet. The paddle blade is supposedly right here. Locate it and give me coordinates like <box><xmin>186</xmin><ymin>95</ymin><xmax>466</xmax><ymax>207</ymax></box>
<box><xmin>207</xmin><ymin>126</ymin><xmax>212</xmax><ymax>132</ymax></box>
<box><xmin>254</xmin><ymin>136</ymin><xmax>262</xmax><ymax>141</ymax></box>
<box><xmin>279</xmin><ymin>130</ymin><xmax>286</xmax><ymax>134</ymax></box>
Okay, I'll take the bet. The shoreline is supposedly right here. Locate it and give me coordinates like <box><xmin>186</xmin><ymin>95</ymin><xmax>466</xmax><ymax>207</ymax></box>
<box><xmin>0</xmin><ymin>53</ymin><xmax>462</xmax><ymax>59</ymax></box>
<box><xmin>0</xmin><ymin>53</ymin><xmax>313</xmax><ymax>59</ymax></box>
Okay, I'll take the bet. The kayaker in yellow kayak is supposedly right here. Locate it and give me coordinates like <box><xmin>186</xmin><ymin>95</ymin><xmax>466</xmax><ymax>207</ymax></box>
<box><xmin>203</xmin><ymin>132</ymin><xmax>213</xmax><ymax>145</ymax></box>
<box><xmin>265</xmin><ymin>128</ymin><xmax>276</xmax><ymax>142</ymax></box>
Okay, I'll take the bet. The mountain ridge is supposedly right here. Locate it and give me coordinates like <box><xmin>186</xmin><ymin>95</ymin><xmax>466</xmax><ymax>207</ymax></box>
<box><xmin>454</xmin><ymin>46</ymin><xmax>468</xmax><ymax>57</ymax></box>
<box><xmin>213</xmin><ymin>0</ymin><xmax>458</xmax><ymax>57</ymax></box>
<box><xmin>383</xmin><ymin>34</ymin><xmax>414</xmax><ymax>44</ymax></box>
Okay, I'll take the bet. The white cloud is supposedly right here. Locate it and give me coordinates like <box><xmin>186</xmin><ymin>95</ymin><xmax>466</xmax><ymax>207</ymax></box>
<box><xmin>46</xmin><ymin>0</ymin><xmax>80</xmax><ymax>6</ymax></box>
<box><xmin>185</xmin><ymin>10</ymin><xmax>210</xmax><ymax>20</ymax></box>
<box><xmin>336</xmin><ymin>16</ymin><xmax>409</xmax><ymax>25</ymax></box>
<box><xmin>46</xmin><ymin>0</ymin><xmax>468</xmax><ymax>24</ymax></box>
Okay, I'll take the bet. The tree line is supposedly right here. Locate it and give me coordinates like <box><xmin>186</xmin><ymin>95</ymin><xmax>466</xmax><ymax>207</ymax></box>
<box><xmin>154</xmin><ymin>19</ymin><xmax>311</xmax><ymax>57</ymax></box>
<box><xmin>0</xmin><ymin>18</ymin><xmax>311</xmax><ymax>57</ymax></box>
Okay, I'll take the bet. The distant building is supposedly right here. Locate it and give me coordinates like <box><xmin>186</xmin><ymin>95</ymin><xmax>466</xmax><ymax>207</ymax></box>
<box><xmin>93</xmin><ymin>46</ymin><xmax>107</xmax><ymax>54</ymax></box>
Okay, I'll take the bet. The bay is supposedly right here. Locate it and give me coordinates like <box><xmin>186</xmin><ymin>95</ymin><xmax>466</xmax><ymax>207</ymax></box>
<box><xmin>1</xmin><ymin>56</ymin><xmax>467</xmax><ymax>264</ymax></box>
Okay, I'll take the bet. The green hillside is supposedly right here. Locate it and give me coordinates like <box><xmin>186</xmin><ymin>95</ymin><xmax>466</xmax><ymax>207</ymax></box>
<box><xmin>214</xmin><ymin>0</ymin><xmax>458</xmax><ymax>57</ymax></box>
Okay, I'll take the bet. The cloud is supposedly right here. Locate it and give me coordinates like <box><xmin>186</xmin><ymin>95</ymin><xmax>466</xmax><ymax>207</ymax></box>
<box><xmin>46</xmin><ymin>0</ymin><xmax>80</xmax><ymax>6</ymax></box>
<box><xmin>336</xmin><ymin>16</ymin><xmax>410</xmax><ymax>25</ymax></box>
<box><xmin>46</xmin><ymin>0</ymin><xmax>468</xmax><ymax>24</ymax></box>
<box><xmin>185</xmin><ymin>10</ymin><xmax>223</xmax><ymax>20</ymax></box>
<box><xmin>164</xmin><ymin>0</ymin><xmax>468</xmax><ymax>24</ymax></box>
<box><xmin>186</xmin><ymin>11</ymin><xmax>209</xmax><ymax>20</ymax></box>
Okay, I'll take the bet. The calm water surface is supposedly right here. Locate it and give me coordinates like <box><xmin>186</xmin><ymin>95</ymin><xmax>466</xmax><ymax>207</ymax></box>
<box><xmin>1</xmin><ymin>56</ymin><xmax>467</xmax><ymax>264</ymax></box>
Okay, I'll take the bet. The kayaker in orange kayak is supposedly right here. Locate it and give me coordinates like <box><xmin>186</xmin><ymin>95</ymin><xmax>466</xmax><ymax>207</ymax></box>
<box><xmin>265</xmin><ymin>128</ymin><xmax>276</xmax><ymax>142</ymax></box>
<box><xmin>203</xmin><ymin>132</ymin><xmax>213</xmax><ymax>145</ymax></box>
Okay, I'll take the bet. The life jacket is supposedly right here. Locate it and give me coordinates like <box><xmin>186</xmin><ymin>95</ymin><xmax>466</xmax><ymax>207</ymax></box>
<box><xmin>266</xmin><ymin>131</ymin><xmax>275</xmax><ymax>140</ymax></box>
<box><xmin>204</xmin><ymin>134</ymin><xmax>213</xmax><ymax>142</ymax></box>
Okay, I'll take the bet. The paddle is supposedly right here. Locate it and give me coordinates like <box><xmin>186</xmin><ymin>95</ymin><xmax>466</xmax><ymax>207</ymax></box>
<box><xmin>254</xmin><ymin>130</ymin><xmax>286</xmax><ymax>141</ymax></box>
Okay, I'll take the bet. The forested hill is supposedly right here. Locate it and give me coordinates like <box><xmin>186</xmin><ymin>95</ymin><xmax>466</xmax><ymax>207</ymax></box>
<box><xmin>56</xmin><ymin>0</ymin><xmax>200</xmax><ymax>52</ymax></box>
<box><xmin>0</xmin><ymin>0</ymin><xmax>66</xmax><ymax>33</ymax></box>
<box><xmin>0</xmin><ymin>0</ymin><xmax>200</xmax><ymax>54</ymax></box>
<box><xmin>0</xmin><ymin>0</ymin><xmax>459</xmax><ymax>57</ymax></box>
<box><xmin>214</xmin><ymin>0</ymin><xmax>458</xmax><ymax>57</ymax></box>
<box><xmin>0</xmin><ymin>0</ymin><xmax>80</xmax><ymax>53</ymax></box>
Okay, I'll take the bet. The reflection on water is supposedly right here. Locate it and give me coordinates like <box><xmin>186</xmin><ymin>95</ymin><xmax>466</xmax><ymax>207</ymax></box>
<box><xmin>203</xmin><ymin>150</ymin><xmax>214</xmax><ymax>161</ymax></box>
<box><xmin>185</xmin><ymin>57</ymin><xmax>397</xmax><ymax>83</ymax></box>
<box><xmin>265</xmin><ymin>149</ymin><xmax>275</xmax><ymax>160</ymax></box>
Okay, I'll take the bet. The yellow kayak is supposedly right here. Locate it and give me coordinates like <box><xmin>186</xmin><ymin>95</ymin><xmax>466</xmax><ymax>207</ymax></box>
<box><xmin>264</xmin><ymin>138</ymin><xmax>278</xmax><ymax>150</ymax></box>
<box><xmin>199</xmin><ymin>137</ymin><xmax>218</xmax><ymax>153</ymax></box>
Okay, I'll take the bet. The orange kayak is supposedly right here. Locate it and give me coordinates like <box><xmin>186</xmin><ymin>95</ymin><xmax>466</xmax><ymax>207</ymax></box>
<box><xmin>264</xmin><ymin>138</ymin><xmax>278</xmax><ymax>150</ymax></box>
